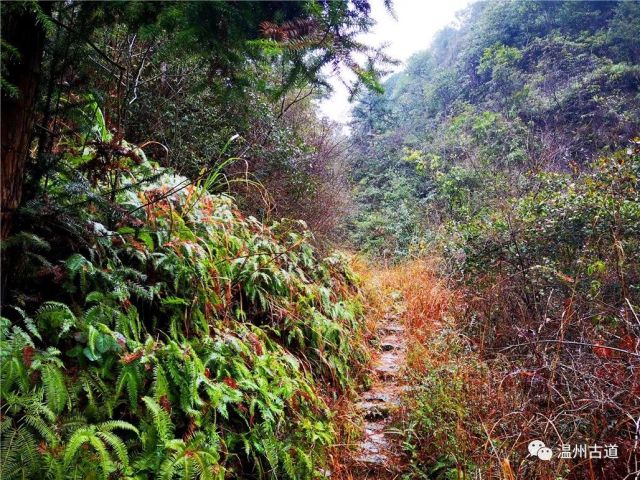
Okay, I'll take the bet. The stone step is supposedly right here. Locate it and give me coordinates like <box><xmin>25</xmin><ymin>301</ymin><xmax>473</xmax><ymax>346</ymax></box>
<box><xmin>363</xmin><ymin>398</ymin><xmax>401</xmax><ymax>409</ymax></box>
<box><xmin>375</xmin><ymin>361</ymin><xmax>400</xmax><ymax>373</ymax></box>
<box><xmin>380</xmin><ymin>331</ymin><xmax>404</xmax><ymax>342</ymax></box>
<box><xmin>350</xmin><ymin>454</ymin><xmax>393</xmax><ymax>479</ymax></box>
<box><xmin>361</xmin><ymin>391</ymin><xmax>391</xmax><ymax>403</ymax></box>
<box><xmin>376</xmin><ymin>370</ymin><xmax>398</xmax><ymax>381</ymax></box>
<box><xmin>380</xmin><ymin>342</ymin><xmax>404</xmax><ymax>352</ymax></box>
<box><xmin>341</xmin><ymin>298</ymin><xmax>409</xmax><ymax>479</ymax></box>
<box><xmin>361</xmin><ymin>432</ymin><xmax>387</xmax><ymax>451</ymax></box>
<box><xmin>366</xmin><ymin>407</ymin><xmax>391</xmax><ymax>421</ymax></box>
<box><xmin>364</xmin><ymin>421</ymin><xmax>385</xmax><ymax>434</ymax></box>
<box><xmin>349</xmin><ymin>452</ymin><xmax>405</xmax><ymax>479</ymax></box>
<box><xmin>358</xmin><ymin>400</ymin><xmax>397</xmax><ymax>419</ymax></box>
<box><xmin>380</xmin><ymin>324</ymin><xmax>405</xmax><ymax>335</ymax></box>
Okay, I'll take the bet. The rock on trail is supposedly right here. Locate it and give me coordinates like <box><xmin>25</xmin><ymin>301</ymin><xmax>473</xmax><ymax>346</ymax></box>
<box><xmin>345</xmin><ymin>308</ymin><xmax>409</xmax><ymax>479</ymax></box>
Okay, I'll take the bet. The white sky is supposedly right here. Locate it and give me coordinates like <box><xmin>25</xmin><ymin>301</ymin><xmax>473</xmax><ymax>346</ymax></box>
<box><xmin>317</xmin><ymin>0</ymin><xmax>473</xmax><ymax>124</ymax></box>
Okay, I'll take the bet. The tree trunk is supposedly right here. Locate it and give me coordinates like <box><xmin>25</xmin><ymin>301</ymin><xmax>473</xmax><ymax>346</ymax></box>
<box><xmin>1</xmin><ymin>3</ymin><xmax>50</xmax><ymax>239</ymax></box>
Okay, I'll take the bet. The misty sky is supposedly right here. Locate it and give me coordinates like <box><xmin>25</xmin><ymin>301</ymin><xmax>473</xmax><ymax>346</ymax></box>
<box><xmin>318</xmin><ymin>0</ymin><xmax>473</xmax><ymax>124</ymax></box>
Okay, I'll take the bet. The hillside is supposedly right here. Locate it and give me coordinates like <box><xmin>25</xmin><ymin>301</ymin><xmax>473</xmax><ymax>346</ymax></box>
<box><xmin>1</xmin><ymin>1</ymin><xmax>639</xmax><ymax>480</ymax></box>
<box><xmin>349</xmin><ymin>0</ymin><xmax>639</xmax><ymax>255</ymax></box>
<box><xmin>347</xmin><ymin>1</ymin><xmax>640</xmax><ymax>479</ymax></box>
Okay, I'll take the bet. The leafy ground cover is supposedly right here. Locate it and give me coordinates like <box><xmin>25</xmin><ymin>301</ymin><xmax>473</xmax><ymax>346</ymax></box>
<box><xmin>355</xmin><ymin>145</ymin><xmax>640</xmax><ymax>480</ymax></box>
<box><xmin>1</xmin><ymin>120</ymin><xmax>369</xmax><ymax>479</ymax></box>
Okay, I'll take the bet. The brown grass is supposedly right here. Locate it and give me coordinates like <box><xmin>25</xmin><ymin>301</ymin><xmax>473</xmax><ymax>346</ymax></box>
<box><xmin>331</xmin><ymin>257</ymin><xmax>640</xmax><ymax>479</ymax></box>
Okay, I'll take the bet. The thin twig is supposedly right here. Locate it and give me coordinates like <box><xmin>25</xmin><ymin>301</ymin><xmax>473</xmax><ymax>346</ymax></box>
<box><xmin>498</xmin><ymin>339</ymin><xmax>640</xmax><ymax>358</ymax></box>
<box><xmin>49</xmin><ymin>17</ymin><xmax>125</xmax><ymax>71</ymax></box>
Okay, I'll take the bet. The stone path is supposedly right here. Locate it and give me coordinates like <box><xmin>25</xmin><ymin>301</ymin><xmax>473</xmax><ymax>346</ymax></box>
<box><xmin>346</xmin><ymin>309</ymin><xmax>408</xmax><ymax>479</ymax></box>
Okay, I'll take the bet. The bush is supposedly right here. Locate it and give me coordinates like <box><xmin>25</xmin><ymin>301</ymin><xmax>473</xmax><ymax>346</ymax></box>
<box><xmin>1</xmin><ymin>128</ymin><xmax>368</xmax><ymax>479</ymax></box>
<box><xmin>439</xmin><ymin>143</ymin><xmax>640</xmax><ymax>479</ymax></box>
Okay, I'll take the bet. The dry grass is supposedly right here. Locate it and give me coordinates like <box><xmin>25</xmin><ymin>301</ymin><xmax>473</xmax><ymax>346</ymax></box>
<box><xmin>331</xmin><ymin>257</ymin><xmax>640</xmax><ymax>479</ymax></box>
<box><xmin>328</xmin><ymin>258</ymin><xmax>440</xmax><ymax>478</ymax></box>
<box><xmin>379</xmin><ymin>259</ymin><xmax>452</xmax><ymax>354</ymax></box>
<box><xmin>380</xmin><ymin>261</ymin><xmax>493</xmax><ymax>477</ymax></box>
<box><xmin>329</xmin><ymin>258</ymin><xmax>485</xmax><ymax>478</ymax></box>
<box><xmin>327</xmin><ymin>256</ymin><xmax>382</xmax><ymax>479</ymax></box>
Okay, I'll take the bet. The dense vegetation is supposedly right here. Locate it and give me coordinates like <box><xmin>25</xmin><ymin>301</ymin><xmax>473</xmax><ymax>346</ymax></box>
<box><xmin>0</xmin><ymin>1</ymin><xmax>385</xmax><ymax>478</ymax></box>
<box><xmin>1</xmin><ymin>123</ymin><xmax>367</xmax><ymax>478</ymax></box>
<box><xmin>350</xmin><ymin>0</ymin><xmax>639</xmax><ymax>255</ymax></box>
<box><xmin>349</xmin><ymin>1</ymin><xmax>639</xmax><ymax>479</ymax></box>
<box><xmin>1</xmin><ymin>1</ymin><xmax>639</xmax><ymax>479</ymax></box>
<box><xmin>1</xmin><ymin>0</ymin><xmax>393</xmax><ymax>244</ymax></box>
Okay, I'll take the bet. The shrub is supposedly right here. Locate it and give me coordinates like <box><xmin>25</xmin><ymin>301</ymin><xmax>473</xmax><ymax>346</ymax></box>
<box><xmin>1</xmin><ymin>129</ymin><xmax>368</xmax><ymax>479</ymax></box>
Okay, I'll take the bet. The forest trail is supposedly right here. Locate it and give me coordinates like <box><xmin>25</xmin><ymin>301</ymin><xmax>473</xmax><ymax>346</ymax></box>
<box><xmin>334</xmin><ymin>261</ymin><xmax>449</xmax><ymax>480</ymax></box>
<box><xmin>343</xmin><ymin>295</ymin><xmax>410</xmax><ymax>479</ymax></box>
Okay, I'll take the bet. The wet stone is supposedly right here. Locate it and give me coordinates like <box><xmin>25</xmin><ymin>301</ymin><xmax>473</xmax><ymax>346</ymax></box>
<box><xmin>357</xmin><ymin>399</ymin><xmax>395</xmax><ymax>420</ymax></box>
<box><xmin>362</xmin><ymin>391</ymin><xmax>390</xmax><ymax>402</ymax></box>
<box><xmin>362</xmin><ymin>434</ymin><xmax>387</xmax><ymax>452</ymax></box>
<box><xmin>364</xmin><ymin>423</ymin><xmax>385</xmax><ymax>435</ymax></box>
<box><xmin>380</xmin><ymin>325</ymin><xmax>405</xmax><ymax>335</ymax></box>
<box><xmin>353</xmin><ymin>452</ymin><xmax>387</xmax><ymax>466</ymax></box>
<box><xmin>346</xmin><ymin>309</ymin><xmax>409</xmax><ymax>479</ymax></box>
<box><xmin>364</xmin><ymin>407</ymin><xmax>391</xmax><ymax>421</ymax></box>
<box><xmin>375</xmin><ymin>365</ymin><xmax>398</xmax><ymax>379</ymax></box>
<box><xmin>377</xmin><ymin>371</ymin><xmax>397</xmax><ymax>382</ymax></box>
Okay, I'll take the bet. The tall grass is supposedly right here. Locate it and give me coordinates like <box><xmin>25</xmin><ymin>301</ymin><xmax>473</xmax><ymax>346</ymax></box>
<box><xmin>368</xmin><ymin>253</ymin><xmax>639</xmax><ymax>479</ymax></box>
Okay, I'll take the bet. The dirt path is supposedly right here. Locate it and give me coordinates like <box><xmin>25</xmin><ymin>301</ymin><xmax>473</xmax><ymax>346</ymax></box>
<box><xmin>344</xmin><ymin>304</ymin><xmax>409</xmax><ymax>479</ymax></box>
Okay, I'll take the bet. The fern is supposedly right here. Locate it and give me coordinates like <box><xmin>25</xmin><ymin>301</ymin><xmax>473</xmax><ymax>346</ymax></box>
<box><xmin>1</xmin><ymin>134</ymin><xmax>367</xmax><ymax>479</ymax></box>
<box><xmin>116</xmin><ymin>363</ymin><xmax>141</xmax><ymax>411</ymax></box>
<box><xmin>75</xmin><ymin>369</ymin><xmax>114</xmax><ymax>417</ymax></box>
<box><xmin>96</xmin><ymin>431</ymin><xmax>129</xmax><ymax>468</ymax></box>
<box><xmin>152</xmin><ymin>364</ymin><xmax>172</xmax><ymax>401</ymax></box>
<box><xmin>11</xmin><ymin>306</ymin><xmax>42</xmax><ymax>341</ymax></box>
<box><xmin>64</xmin><ymin>427</ymin><xmax>115</xmax><ymax>479</ymax></box>
<box><xmin>36</xmin><ymin>301</ymin><xmax>77</xmax><ymax>338</ymax></box>
<box><xmin>65</xmin><ymin>254</ymin><xmax>95</xmax><ymax>293</ymax></box>
<box><xmin>41</xmin><ymin>363</ymin><xmax>68</xmax><ymax>414</ymax></box>
<box><xmin>0</xmin><ymin>426</ymin><xmax>40</xmax><ymax>480</ymax></box>
<box><xmin>159</xmin><ymin>433</ymin><xmax>223</xmax><ymax>480</ymax></box>
<box><xmin>62</xmin><ymin>421</ymin><xmax>137</xmax><ymax>479</ymax></box>
<box><xmin>142</xmin><ymin>396</ymin><xmax>174</xmax><ymax>443</ymax></box>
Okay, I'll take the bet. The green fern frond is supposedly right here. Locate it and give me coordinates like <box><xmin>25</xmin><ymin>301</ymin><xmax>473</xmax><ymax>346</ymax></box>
<box><xmin>159</xmin><ymin>433</ymin><xmax>222</xmax><ymax>480</ymax></box>
<box><xmin>35</xmin><ymin>301</ymin><xmax>77</xmax><ymax>338</ymax></box>
<box><xmin>152</xmin><ymin>364</ymin><xmax>171</xmax><ymax>401</ymax></box>
<box><xmin>11</xmin><ymin>306</ymin><xmax>42</xmax><ymax>341</ymax></box>
<box><xmin>63</xmin><ymin>423</ymin><xmax>130</xmax><ymax>479</ymax></box>
<box><xmin>23</xmin><ymin>409</ymin><xmax>58</xmax><ymax>445</ymax></box>
<box><xmin>142</xmin><ymin>396</ymin><xmax>174</xmax><ymax>443</ymax></box>
<box><xmin>96</xmin><ymin>431</ymin><xmax>129</xmax><ymax>468</ymax></box>
<box><xmin>116</xmin><ymin>364</ymin><xmax>141</xmax><ymax>412</ymax></box>
<box><xmin>41</xmin><ymin>363</ymin><xmax>68</xmax><ymax>414</ymax></box>
<box><xmin>0</xmin><ymin>426</ymin><xmax>40</xmax><ymax>480</ymax></box>
<box><xmin>99</xmin><ymin>420</ymin><xmax>139</xmax><ymax>435</ymax></box>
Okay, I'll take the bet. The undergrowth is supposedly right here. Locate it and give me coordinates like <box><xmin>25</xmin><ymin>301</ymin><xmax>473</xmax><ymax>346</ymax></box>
<box><xmin>354</xmin><ymin>261</ymin><xmax>487</xmax><ymax>479</ymax></box>
<box><xmin>366</xmin><ymin>146</ymin><xmax>640</xmax><ymax>480</ymax></box>
<box><xmin>0</xmin><ymin>110</ymin><xmax>369</xmax><ymax>479</ymax></box>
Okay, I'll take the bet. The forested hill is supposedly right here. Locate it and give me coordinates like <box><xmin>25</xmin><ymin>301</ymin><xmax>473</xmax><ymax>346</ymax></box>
<box><xmin>1</xmin><ymin>1</ymin><xmax>639</xmax><ymax>479</ymax></box>
<box><xmin>349</xmin><ymin>0</ymin><xmax>640</xmax><ymax>255</ymax></box>
<box><xmin>346</xmin><ymin>3</ymin><xmax>639</xmax><ymax>479</ymax></box>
